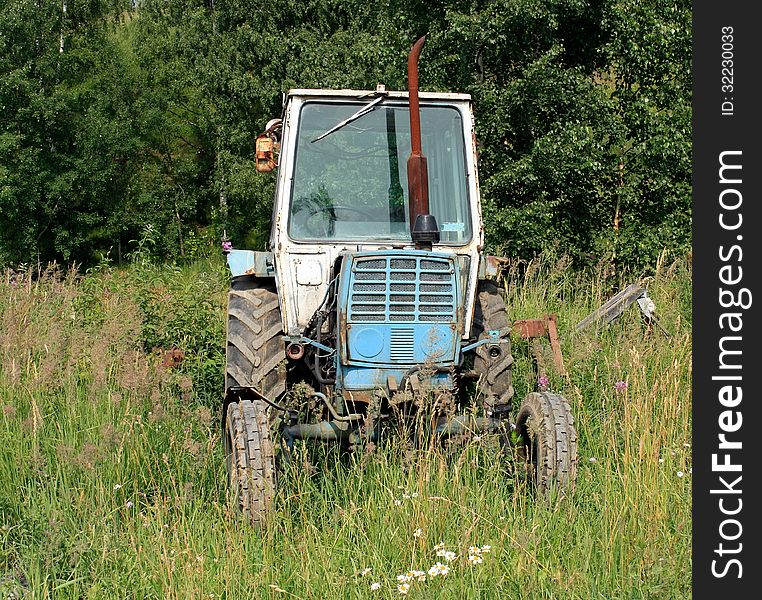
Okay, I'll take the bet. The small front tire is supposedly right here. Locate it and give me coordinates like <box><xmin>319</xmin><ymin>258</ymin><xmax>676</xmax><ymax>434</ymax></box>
<box><xmin>224</xmin><ymin>399</ymin><xmax>276</xmax><ymax>526</ymax></box>
<box><xmin>514</xmin><ymin>392</ymin><xmax>578</xmax><ymax>495</ymax></box>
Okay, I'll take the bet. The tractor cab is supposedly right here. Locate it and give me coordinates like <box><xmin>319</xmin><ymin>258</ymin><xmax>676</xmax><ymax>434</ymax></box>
<box><xmin>265</xmin><ymin>88</ymin><xmax>483</xmax><ymax>344</ymax></box>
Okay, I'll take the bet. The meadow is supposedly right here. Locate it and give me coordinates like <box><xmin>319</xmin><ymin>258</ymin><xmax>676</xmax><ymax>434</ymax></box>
<box><xmin>0</xmin><ymin>254</ymin><xmax>692</xmax><ymax>599</ymax></box>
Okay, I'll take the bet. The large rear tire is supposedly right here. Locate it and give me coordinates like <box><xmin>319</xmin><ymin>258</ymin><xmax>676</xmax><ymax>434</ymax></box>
<box><xmin>225</xmin><ymin>282</ymin><xmax>286</xmax><ymax>399</ymax></box>
<box><xmin>224</xmin><ymin>399</ymin><xmax>276</xmax><ymax>526</ymax></box>
<box><xmin>472</xmin><ymin>280</ymin><xmax>514</xmax><ymax>416</ymax></box>
<box><xmin>515</xmin><ymin>392</ymin><xmax>578</xmax><ymax>495</ymax></box>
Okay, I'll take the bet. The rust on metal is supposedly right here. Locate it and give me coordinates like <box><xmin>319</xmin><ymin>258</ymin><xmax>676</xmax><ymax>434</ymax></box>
<box><xmin>337</xmin><ymin>309</ymin><xmax>349</xmax><ymax>365</ymax></box>
<box><xmin>545</xmin><ymin>314</ymin><xmax>567</xmax><ymax>376</ymax></box>
<box><xmin>286</xmin><ymin>343</ymin><xmax>305</xmax><ymax>360</ymax></box>
<box><xmin>344</xmin><ymin>390</ymin><xmax>374</xmax><ymax>404</ymax></box>
<box><xmin>511</xmin><ymin>314</ymin><xmax>567</xmax><ymax>375</ymax></box>
<box><xmin>512</xmin><ymin>318</ymin><xmax>548</xmax><ymax>339</ymax></box>
<box><xmin>406</xmin><ymin>36</ymin><xmax>430</xmax><ymax>231</ymax></box>
<box><xmin>255</xmin><ymin>134</ymin><xmax>277</xmax><ymax>172</ymax></box>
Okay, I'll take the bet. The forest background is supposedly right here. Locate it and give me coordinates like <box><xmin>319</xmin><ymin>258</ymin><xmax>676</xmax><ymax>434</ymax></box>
<box><xmin>0</xmin><ymin>0</ymin><xmax>691</xmax><ymax>270</ymax></box>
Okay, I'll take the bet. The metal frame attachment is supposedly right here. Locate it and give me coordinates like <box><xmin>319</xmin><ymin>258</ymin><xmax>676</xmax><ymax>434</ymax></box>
<box><xmin>511</xmin><ymin>314</ymin><xmax>567</xmax><ymax>377</ymax></box>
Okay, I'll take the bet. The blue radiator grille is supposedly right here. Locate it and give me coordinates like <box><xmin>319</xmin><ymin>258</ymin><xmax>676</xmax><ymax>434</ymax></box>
<box><xmin>349</xmin><ymin>255</ymin><xmax>456</xmax><ymax>323</ymax></box>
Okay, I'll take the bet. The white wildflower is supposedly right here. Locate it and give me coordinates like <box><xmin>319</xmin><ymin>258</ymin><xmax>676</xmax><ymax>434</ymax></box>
<box><xmin>468</xmin><ymin>554</ymin><xmax>483</xmax><ymax>565</ymax></box>
<box><xmin>113</xmin><ymin>483</ymin><xmax>123</xmax><ymax>490</ymax></box>
<box><xmin>588</xmin><ymin>457</ymin><xmax>597</xmax><ymax>463</ymax></box>
<box><xmin>433</xmin><ymin>541</ymin><xmax>445</xmax><ymax>552</ymax></box>
<box><xmin>396</xmin><ymin>574</ymin><xmax>411</xmax><ymax>583</ymax></box>
<box><xmin>428</xmin><ymin>562</ymin><xmax>449</xmax><ymax>577</ymax></box>
<box><xmin>398</xmin><ymin>583</ymin><xmax>411</xmax><ymax>595</ymax></box>
<box><xmin>360</xmin><ymin>567</ymin><xmax>372</xmax><ymax>577</ymax></box>
<box><xmin>394</xmin><ymin>499</ymin><xmax>402</xmax><ymax>506</ymax></box>
<box><xmin>480</xmin><ymin>545</ymin><xmax>492</xmax><ymax>554</ymax></box>
<box><xmin>677</xmin><ymin>471</ymin><xmax>684</xmax><ymax>478</ymax></box>
<box><xmin>370</xmin><ymin>582</ymin><xmax>381</xmax><ymax>591</ymax></box>
<box><xmin>413</xmin><ymin>528</ymin><xmax>424</xmax><ymax>539</ymax></box>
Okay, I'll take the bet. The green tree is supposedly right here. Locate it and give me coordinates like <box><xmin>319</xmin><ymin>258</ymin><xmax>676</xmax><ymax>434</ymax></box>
<box><xmin>0</xmin><ymin>0</ymin><xmax>135</xmax><ymax>264</ymax></box>
<box><xmin>1</xmin><ymin>0</ymin><xmax>691</xmax><ymax>269</ymax></box>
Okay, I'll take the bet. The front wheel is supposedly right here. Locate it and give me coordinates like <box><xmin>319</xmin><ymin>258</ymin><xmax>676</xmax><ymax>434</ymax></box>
<box><xmin>224</xmin><ymin>399</ymin><xmax>276</xmax><ymax>526</ymax></box>
<box><xmin>514</xmin><ymin>392</ymin><xmax>578</xmax><ymax>495</ymax></box>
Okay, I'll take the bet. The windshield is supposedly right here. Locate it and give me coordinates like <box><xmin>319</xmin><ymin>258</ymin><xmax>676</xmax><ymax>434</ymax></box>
<box><xmin>288</xmin><ymin>102</ymin><xmax>472</xmax><ymax>244</ymax></box>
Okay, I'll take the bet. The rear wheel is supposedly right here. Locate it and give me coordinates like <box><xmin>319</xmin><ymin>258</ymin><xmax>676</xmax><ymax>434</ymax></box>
<box><xmin>472</xmin><ymin>280</ymin><xmax>514</xmax><ymax>416</ymax></box>
<box><xmin>225</xmin><ymin>281</ymin><xmax>286</xmax><ymax>399</ymax></box>
<box><xmin>515</xmin><ymin>392</ymin><xmax>578</xmax><ymax>494</ymax></box>
<box><xmin>224</xmin><ymin>399</ymin><xmax>275</xmax><ymax>526</ymax></box>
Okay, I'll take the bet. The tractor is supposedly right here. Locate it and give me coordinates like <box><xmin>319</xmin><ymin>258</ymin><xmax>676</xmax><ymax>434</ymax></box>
<box><xmin>222</xmin><ymin>37</ymin><xmax>578</xmax><ymax>525</ymax></box>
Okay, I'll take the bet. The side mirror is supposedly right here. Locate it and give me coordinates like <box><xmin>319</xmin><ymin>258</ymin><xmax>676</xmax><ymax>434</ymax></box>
<box><xmin>255</xmin><ymin>118</ymin><xmax>282</xmax><ymax>173</ymax></box>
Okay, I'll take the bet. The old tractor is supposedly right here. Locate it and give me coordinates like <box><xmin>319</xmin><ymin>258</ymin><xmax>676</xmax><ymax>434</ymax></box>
<box><xmin>222</xmin><ymin>37</ymin><xmax>578</xmax><ymax>524</ymax></box>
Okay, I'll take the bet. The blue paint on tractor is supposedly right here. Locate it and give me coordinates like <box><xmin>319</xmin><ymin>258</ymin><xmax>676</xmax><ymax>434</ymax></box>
<box><xmin>340</xmin><ymin>366</ymin><xmax>453</xmax><ymax>390</ymax></box>
<box><xmin>334</xmin><ymin>250</ymin><xmax>461</xmax><ymax>393</ymax></box>
<box><xmin>354</xmin><ymin>327</ymin><xmax>384</xmax><ymax>359</ymax></box>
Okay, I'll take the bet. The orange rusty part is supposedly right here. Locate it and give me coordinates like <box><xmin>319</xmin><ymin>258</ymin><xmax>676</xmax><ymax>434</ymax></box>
<box><xmin>255</xmin><ymin>134</ymin><xmax>277</xmax><ymax>172</ymax></box>
<box><xmin>344</xmin><ymin>390</ymin><xmax>374</xmax><ymax>404</ymax></box>
<box><xmin>511</xmin><ymin>315</ymin><xmax>567</xmax><ymax>376</ymax></box>
<box><xmin>545</xmin><ymin>314</ymin><xmax>567</xmax><ymax>376</ymax></box>
<box><xmin>512</xmin><ymin>318</ymin><xmax>548</xmax><ymax>339</ymax></box>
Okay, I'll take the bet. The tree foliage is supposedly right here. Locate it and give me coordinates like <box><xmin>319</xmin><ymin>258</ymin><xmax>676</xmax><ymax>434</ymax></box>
<box><xmin>0</xmin><ymin>0</ymin><xmax>691</xmax><ymax>268</ymax></box>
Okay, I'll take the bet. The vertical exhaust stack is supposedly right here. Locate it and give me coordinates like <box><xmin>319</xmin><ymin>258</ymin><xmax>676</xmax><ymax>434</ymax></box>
<box><xmin>407</xmin><ymin>36</ymin><xmax>440</xmax><ymax>249</ymax></box>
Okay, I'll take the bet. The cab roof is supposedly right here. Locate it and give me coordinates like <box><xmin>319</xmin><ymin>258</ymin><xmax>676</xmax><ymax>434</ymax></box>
<box><xmin>286</xmin><ymin>88</ymin><xmax>472</xmax><ymax>102</ymax></box>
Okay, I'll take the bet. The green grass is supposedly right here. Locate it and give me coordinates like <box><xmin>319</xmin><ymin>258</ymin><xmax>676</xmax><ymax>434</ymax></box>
<box><xmin>0</xmin><ymin>255</ymin><xmax>691</xmax><ymax>599</ymax></box>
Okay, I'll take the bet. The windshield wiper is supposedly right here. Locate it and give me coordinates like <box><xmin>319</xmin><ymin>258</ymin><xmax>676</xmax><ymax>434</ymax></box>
<box><xmin>311</xmin><ymin>95</ymin><xmax>385</xmax><ymax>143</ymax></box>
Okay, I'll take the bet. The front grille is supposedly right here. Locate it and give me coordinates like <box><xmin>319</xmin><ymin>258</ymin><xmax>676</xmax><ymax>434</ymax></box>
<box><xmin>349</xmin><ymin>255</ymin><xmax>456</xmax><ymax>323</ymax></box>
<box><xmin>420</xmin><ymin>272</ymin><xmax>450</xmax><ymax>282</ymax></box>
<box><xmin>356</xmin><ymin>271</ymin><xmax>386</xmax><ymax>281</ymax></box>
<box><xmin>390</xmin><ymin>328</ymin><xmax>415</xmax><ymax>361</ymax></box>
<box><xmin>390</xmin><ymin>258</ymin><xmax>416</xmax><ymax>269</ymax></box>
<box><xmin>353</xmin><ymin>283</ymin><xmax>385</xmax><ymax>292</ymax></box>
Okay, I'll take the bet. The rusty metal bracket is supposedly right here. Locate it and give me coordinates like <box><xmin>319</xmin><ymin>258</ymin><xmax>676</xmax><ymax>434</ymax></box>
<box><xmin>511</xmin><ymin>314</ymin><xmax>567</xmax><ymax>376</ymax></box>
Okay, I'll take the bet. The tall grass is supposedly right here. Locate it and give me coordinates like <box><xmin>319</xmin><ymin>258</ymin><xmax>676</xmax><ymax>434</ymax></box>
<box><xmin>0</xmin><ymin>255</ymin><xmax>691</xmax><ymax>599</ymax></box>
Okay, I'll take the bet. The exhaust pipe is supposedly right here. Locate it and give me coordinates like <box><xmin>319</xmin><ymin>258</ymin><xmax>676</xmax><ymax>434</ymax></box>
<box><xmin>407</xmin><ymin>36</ymin><xmax>439</xmax><ymax>250</ymax></box>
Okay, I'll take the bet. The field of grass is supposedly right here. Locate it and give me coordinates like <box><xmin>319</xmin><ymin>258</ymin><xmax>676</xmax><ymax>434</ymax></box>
<box><xmin>0</xmin><ymin>254</ymin><xmax>692</xmax><ymax>599</ymax></box>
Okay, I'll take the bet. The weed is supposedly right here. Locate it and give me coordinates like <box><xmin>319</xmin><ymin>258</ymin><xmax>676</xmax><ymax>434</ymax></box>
<box><xmin>0</xmin><ymin>254</ymin><xmax>691</xmax><ymax>598</ymax></box>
